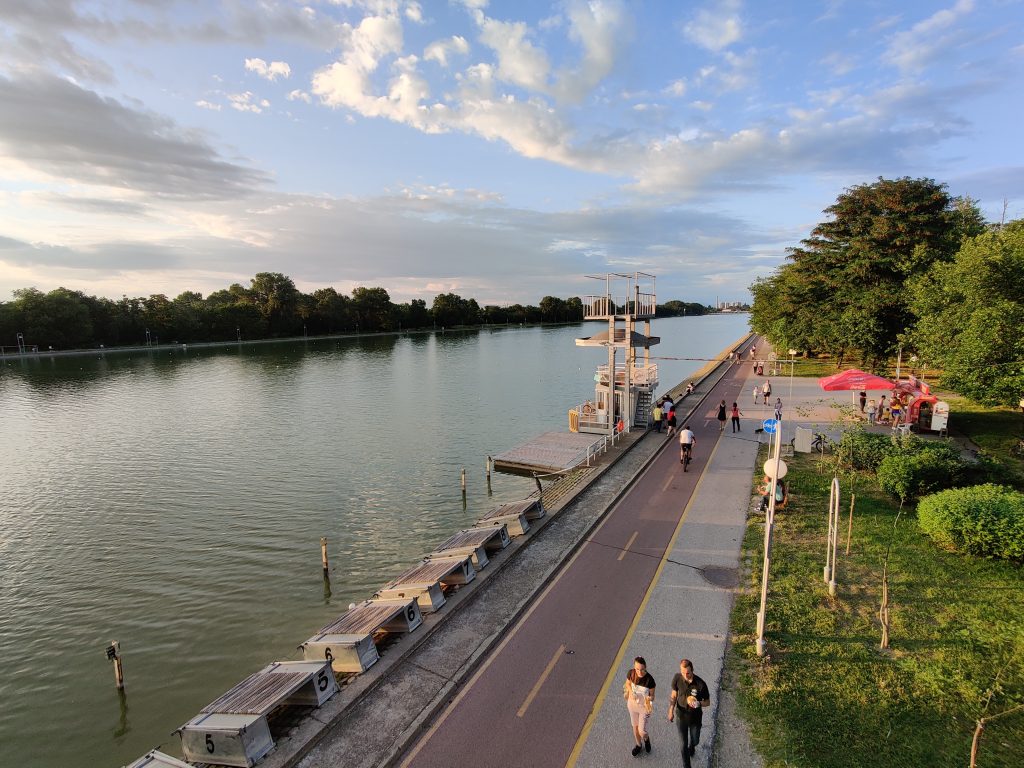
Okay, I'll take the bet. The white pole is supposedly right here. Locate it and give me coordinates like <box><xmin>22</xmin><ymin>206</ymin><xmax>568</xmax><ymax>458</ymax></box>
<box><xmin>756</xmin><ymin>421</ymin><xmax>783</xmax><ymax>656</ymax></box>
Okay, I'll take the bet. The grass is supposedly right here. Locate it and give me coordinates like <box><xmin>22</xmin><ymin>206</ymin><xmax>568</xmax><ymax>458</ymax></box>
<box><xmin>727</xmin><ymin>451</ymin><xmax>1024</xmax><ymax>768</ymax></box>
<box><xmin>945</xmin><ymin>396</ymin><xmax>1024</xmax><ymax>487</ymax></box>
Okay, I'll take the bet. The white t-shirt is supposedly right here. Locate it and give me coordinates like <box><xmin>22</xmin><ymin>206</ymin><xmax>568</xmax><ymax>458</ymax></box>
<box><xmin>678</xmin><ymin>429</ymin><xmax>695</xmax><ymax>445</ymax></box>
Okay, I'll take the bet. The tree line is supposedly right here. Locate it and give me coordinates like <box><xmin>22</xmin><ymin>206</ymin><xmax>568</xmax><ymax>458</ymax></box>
<box><xmin>749</xmin><ymin>176</ymin><xmax>1023</xmax><ymax>406</ymax></box>
<box><xmin>0</xmin><ymin>277</ymin><xmax>713</xmax><ymax>352</ymax></box>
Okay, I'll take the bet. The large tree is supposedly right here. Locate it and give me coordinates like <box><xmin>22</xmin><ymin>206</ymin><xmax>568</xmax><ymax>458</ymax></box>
<box><xmin>910</xmin><ymin>221</ymin><xmax>1024</xmax><ymax>406</ymax></box>
<box><xmin>752</xmin><ymin>177</ymin><xmax>985</xmax><ymax>367</ymax></box>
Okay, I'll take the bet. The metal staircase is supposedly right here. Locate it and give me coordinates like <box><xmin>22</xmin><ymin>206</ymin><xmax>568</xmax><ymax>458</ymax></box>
<box><xmin>634</xmin><ymin>390</ymin><xmax>653</xmax><ymax>429</ymax></box>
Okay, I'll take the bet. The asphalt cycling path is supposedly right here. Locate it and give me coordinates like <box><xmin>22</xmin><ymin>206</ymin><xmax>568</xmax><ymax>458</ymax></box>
<box><xmin>399</xmin><ymin>359</ymin><xmax>752</xmax><ymax>768</ymax></box>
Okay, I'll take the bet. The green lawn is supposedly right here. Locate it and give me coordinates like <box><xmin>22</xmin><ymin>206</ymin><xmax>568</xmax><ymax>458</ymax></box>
<box><xmin>728</xmin><ymin>451</ymin><xmax>1024</xmax><ymax>768</ymax></box>
<box><xmin>946</xmin><ymin>396</ymin><xmax>1024</xmax><ymax>487</ymax></box>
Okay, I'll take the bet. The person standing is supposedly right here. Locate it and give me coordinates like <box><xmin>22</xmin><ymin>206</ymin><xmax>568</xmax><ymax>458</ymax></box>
<box><xmin>752</xmin><ymin>384</ymin><xmax>759</xmax><ymax>406</ymax></box>
<box><xmin>859</xmin><ymin>390</ymin><xmax>867</xmax><ymax>413</ymax></box>
<box><xmin>762</xmin><ymin>380</ymin><xmax>771</xmax><ymax>404</ymax></box>
<box><xmin>623</xmin><ymin>656</ymin><xmax>656</xmax><ymax>757</ymax></box>
<box><xmin>774</xmin><ymin>397</ymin><xmax>783</xmax><ymax>422</ymax></box>
<box><xmin>666</xmin><ymin>404</ymin><xmax>677</xmax><ymax>436</ymax></box>
<box><xmin>867</xmin><ymin>398</ymin><xmax>876</xmax><ymax>425</ymax></box>
<box><xmin>653</xmin><ymin>401</ymin><xmax>664</xmax><ymax>433</ymax></box>
<box><xmin>716</xmin><ymin>400</ymin><xmax>727</xmax><ymax>432</ymax></box>
<box><xmin>668</xmin><ymin>659</ymin><xmax>710</xmax><ymax>767</ymax></box>
<box><xmin>730</xmin><ymin>402</ymin><xmax>742</xmax><ymax>432</ymax></box>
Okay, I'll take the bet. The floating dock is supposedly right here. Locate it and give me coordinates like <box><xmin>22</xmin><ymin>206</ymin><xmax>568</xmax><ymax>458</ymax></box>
<box><xmin>491</xmin><ymin>431</ymin><xmax>607</xmax><ymax>475</ymax></box>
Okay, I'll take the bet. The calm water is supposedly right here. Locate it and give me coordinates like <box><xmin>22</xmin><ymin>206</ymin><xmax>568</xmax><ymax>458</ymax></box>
<box><xmin>0</xmin><ymin>314</ymin><xmax>749</xmax><ymax>767</ymax></box>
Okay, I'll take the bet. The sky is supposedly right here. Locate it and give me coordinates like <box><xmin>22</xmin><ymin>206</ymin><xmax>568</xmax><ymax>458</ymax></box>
<box><xmin>0</xmin><ymin>0</ymin><xmax>1021</xmax><ymax>306</ymax></box>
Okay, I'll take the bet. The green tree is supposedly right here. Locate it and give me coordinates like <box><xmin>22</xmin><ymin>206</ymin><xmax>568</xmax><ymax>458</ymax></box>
<box><xmin>10</xmin><ymin>287</ymin><xmax>94</xmax><ymax>349</ymax></box>
<box><xmin>250</xmin><ymin>272</ymin><xmax>299</xmax><ymax>335</ymax></box>
<box><xmin>539</xmin><ymin>295</ymin><xmax>566</xmax><ymax>322</ymax></box>
<box><xmin>351</xmin><ymin>286</ymin><xmax>394</xmax><ymax>331</ymax></box>
<box><xmin>910</xmin><ymin>220</ymin><xmax>1024</xmax><ymax>405</ymax></box>
<box><xmin>752</xmin><ymin>177</ymin><xmax>985</xmax><ymax>367</ymax></box>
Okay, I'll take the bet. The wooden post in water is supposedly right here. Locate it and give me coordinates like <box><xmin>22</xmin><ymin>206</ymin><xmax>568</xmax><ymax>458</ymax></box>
<box><xmin>461</xmin><ymin>468</ymin><xmax>467</xmax><ymax>492</ymax></box>
<box><xmin>320</xmin><ymin>537</ymin><xmax>330</xmax><ymax>577</ymax></box>
<box><xmin>106</xmin><ymin>640</ymin><xmax>124</xmax><ymax>690</ymax></box>
<box><xmin>486</xmin><ymin>457</ymin><xmax>492</xmax><ymax>495</ymax></box>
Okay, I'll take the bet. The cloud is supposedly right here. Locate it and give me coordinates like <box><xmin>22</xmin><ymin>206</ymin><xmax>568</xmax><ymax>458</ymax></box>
<box><xmin>228</xmin><ymin>91</ymin><xmax>269</xmax><ymax>113</ymax></box>
<box><xmin>0</xmin><ymin>72</ymin><xmax>270</xmax><ymax>200</ymax></box>
<box><xmin>244</xmin><ymin>58</ymin><xmax>292</xmax><ymax>81</ymax></box>
<box><xmin>424</xmin><ymin>36</ymin><xmax>470</xmax><ymax>68</ymax></box>
<box><xmin>195</xmin><ymin>99</ymin><xmax>221</xmax><ymax>111</ymax></box>
<box><xmin>286</xmin><ymin>89</ymin><xmax>311</xmax><ymax>103</ymax></box>
<box><xmin>683</xmin><ymin>0</ymin><xmax>743</xmax><ymax>52</ymax></box>
<box><xmin>883</xmin><ymin>0</ymin><xmax>975</xmax><ymax>73</ymax></box>
<box><xmin>0</xmin><ymin>186</ymin><xmax>767</xmax><ymax>304</ymax></box>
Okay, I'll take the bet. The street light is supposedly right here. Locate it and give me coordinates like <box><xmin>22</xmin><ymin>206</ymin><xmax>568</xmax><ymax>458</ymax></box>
<box><xmin>756</xmin><ymin>419</ymin><xmax>787</xmax><ymax>657</ymax></box>
<box><xmin>788</xmin><ymin>349</ymin><xmax>797</xmax><ymax>401</ymax></box>
<box><xmin>236</xmin><ymin>327</ymin><xmax>241</xmax><ymax>342</ymax></box>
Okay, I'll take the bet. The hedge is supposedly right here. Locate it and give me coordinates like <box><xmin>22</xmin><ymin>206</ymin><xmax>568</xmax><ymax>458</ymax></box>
<box><xmin>877</xmin><ymin>445</ymin><xmax>965</xmax><ymax>501</ymax></box>
<box><xmin>917</xmin><ymin>484</ymin><xmax>1024</xmax><ymax>560</ymax></box>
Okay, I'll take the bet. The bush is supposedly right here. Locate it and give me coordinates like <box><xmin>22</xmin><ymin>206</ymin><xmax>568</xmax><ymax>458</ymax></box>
<box><xmin>876</xmin><ymin>446</ymin><xmax>964</xmax><ymax>502</ymax></box>
<box><xmin>917</xmin><ymin>484</ymin><xmax>1024</xmax><ymax>560</ymax></box>
<box><xmin>838</xmin><ymin>430</ymin><xmax>897</xmax><ymax>471</ymax></box>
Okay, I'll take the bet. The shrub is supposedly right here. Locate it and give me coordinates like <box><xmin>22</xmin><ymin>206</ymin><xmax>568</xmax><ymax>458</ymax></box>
<box><xmin>917</xmin><ymin>484</ymin><xmax>1024</xmax><ymax>560</ymax></box>
<box><xmin>877</xmin><ymin>446</ymin><xmax>964</xmax><ymax>502</ymax></box>
<box><xmin>838</xmin><ymin>430</ymin><xmax>897</xmax><ymax>471</ymax></box>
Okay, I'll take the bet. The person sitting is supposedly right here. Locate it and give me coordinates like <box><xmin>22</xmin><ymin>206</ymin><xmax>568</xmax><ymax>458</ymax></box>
<box><xmin>758</xmin><ymin>476</ymin><xmax>787</xmax><ymax>512</ymax></box>
<box><xmin>685</xmin><ymin>382</ymin><xmax>695</xmax><ymax>395</ymax></box>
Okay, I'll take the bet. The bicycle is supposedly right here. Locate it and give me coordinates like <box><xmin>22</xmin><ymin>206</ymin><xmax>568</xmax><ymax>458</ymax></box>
<box><xmin>680</xmin><ymin>442</ymin><xmax>693</xmax><ymax>471</ymax></box>
<box><xmin>810</xmin><ymin>432</ymin><xmax>832</xmax><ymax>453</ymax></box>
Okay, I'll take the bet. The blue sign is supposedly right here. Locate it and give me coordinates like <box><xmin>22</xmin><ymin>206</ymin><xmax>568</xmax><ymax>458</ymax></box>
<box><xmin>762</xmin><ymin>418</ymin><xmax>778</xmax><ymax>434</ymax></box>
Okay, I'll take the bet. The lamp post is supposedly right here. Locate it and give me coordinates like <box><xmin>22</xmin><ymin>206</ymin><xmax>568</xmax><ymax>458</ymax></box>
<box><xmin>788</xmin><ymin>348</ymin><xmax>797</xmax><ymax>401</ymax></box>
<box><xmin>895</xmin><ymin>343</ymin><xmax>903</xmax><ymax>381</ymax></box>
<box><xmin>756</xmin><ymin>419</ymin><xmax>788</xmax><ymax>656</ymax></box>
<box><xmin>236</xmin><ymin>327</ymin><xmax>240</xmax><ymax>342</ymax></box>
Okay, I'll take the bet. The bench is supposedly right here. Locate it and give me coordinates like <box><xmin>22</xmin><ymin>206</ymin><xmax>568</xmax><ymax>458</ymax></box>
<box><xmin>301</xmin><ymin>597</ymin><xmax>422</xmax><ymax>673</ymax></box>
<box><xmin>428</xmin><ymin>525</ymin><xmax>511</xmax><ymax>569</ymax></box>
<box><xmin>374</xmin><ymin>555</ymin><xmax>476</xmax><ymax>613</ymax></box>
<box><xmin>176</xmin><ymin>660</ymin><xmax>338</xmax><ymax>767</ymax></box>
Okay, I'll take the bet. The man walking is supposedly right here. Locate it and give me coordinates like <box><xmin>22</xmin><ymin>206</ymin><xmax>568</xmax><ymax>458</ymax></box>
<box><xmin>668</xmin><ymin>659</ymin><xmax>710</xmax><ymax>767</ymax></box>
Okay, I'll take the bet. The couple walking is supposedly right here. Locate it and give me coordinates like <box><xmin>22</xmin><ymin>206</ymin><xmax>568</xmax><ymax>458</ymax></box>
<box><xmin>624</xmin><ymin>657</ymin><xmax>710</xmax><ymax>765</ymax></box>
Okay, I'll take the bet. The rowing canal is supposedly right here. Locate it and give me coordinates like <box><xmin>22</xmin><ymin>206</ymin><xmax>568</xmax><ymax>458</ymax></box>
<box><xmin>0</xmin><ymin>313</ymin><xmax>749</xmax><ymax>767</ymax></box>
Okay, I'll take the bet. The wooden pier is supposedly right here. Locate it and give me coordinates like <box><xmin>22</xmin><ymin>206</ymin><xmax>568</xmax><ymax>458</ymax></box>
<box><xmin>491</xmin><ymin>431</ymin><xmax>607</xmax><ymax>475</ymax></box>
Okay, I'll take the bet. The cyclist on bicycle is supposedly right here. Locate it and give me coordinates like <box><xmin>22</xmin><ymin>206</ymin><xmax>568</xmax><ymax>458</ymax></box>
<box><xmin>678</xmin><ymin>424</ymin><xmax>696</xmax><ymax>465</ymax></box>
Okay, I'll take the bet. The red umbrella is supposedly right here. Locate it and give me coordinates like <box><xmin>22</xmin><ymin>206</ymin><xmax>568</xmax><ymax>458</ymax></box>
<box><xmin>818</xmin><ymin>369</ymin><xmax>895</xmax><ymax>391</ymax></box>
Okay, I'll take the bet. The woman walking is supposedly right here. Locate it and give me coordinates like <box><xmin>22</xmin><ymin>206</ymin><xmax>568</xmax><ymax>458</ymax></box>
<box><xmin>624</xmin><ymin>656</ymin><xmax>656</xmax><ymax>756</ymax></box>
<box><xmin>730</xmin><ymin>402</ymin><xmax>742</xmax><ymax>432</ymax></box>
<box><xmin>716</xmin><ymin>400</ymin><xmax>727</xmax><ymax>431</ymax></box>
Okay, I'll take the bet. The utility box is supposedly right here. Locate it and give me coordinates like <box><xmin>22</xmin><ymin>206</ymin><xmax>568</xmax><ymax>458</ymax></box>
<box><xmin>302</xmin><ymin>598</ymin><xmax>422</xmax><ymax>673</ymax></box>
<box><xmin>178</xmin><ymin>712</ymin><xmax>273</xmax><ymax>768</ymax></box>
<box><xmin>177</xmin><ymin>660</ymin><xmax>337</xmax><ymax>767</ymax></box>
<box><xmin>376</xmin><ymin>556</ymin><xmax>476</xmax><ymax>613</ymax></box>
<box><xmin>794</xmin><ymin>426</ymin><xmax>813</xmax><ymax>453</ymax></box>
<box><xmin>122</xmin><ymin>751</ymin><xmax>193</xmax><ymax>768</ymax></box>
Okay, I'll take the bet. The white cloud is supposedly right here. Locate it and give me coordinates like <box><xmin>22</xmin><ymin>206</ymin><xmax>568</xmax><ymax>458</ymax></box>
<box><xmin>476</xmin><ymin>17</ymin><xmax>551</xmax><ymax>92</ymax></box>
<box><xmin>683</xmin><ymin>0</ymin><xmax>743</xmax><ymax>52</ymax></box>
<box><xmin>405</xmin><ymin>2</ymin><xmax>423</xmax><ymax>23</ymax></box>
<box><xmin>424</xmin><ymin>36</ymin><xmax>470</xmax><ymax>67</ymax></box>
<box><xmin>883</xmin><ymin>0</ymin><xmax>975</xmax><ymax>73</ymax></box>
<box><xmin>228</xmin><ymin>92</ymin><xmax>264</xmax><ymax>113</ymax></box>
<box><xmin>664</xmin><ymin>79</ymin><xmax>687</xmax><ymax>97</ymax></box>
<box><xmin>244</xmin><ymin>58</ymin><xmax>292</xmax><ymax>81</ymax></box>
<box><xmin>286</xmin><ymin>89</ymin><xmax>311</xmax><ymax>103</ymax></box>
<box><xmin>195</xmin><ymin>100</ymin><xmax>221</xmax><ymax>111</ymax></box>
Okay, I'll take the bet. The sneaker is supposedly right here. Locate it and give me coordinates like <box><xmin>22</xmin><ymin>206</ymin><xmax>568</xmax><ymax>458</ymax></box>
<box><xmin>644</xmin><ymin>737</ymin><xmax>651</xmax><ymax>753</ymax></box>
<box><xmin>631</xmin><ymin>745</ymin><xmax>642</xmax><ymax>757</ymax></box>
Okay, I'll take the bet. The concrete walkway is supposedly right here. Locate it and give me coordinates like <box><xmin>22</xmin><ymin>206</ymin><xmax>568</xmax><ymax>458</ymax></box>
<box><xmin>569</xmin><ymin>379</ymin><xmax>762</xmax><ymax>766</ymax></box>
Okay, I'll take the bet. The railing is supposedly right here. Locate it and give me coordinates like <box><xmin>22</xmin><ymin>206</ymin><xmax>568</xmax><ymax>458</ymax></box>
<box><xmin>581</xmin><ymin>294</ymin><xmax>657</xmax><ymax>319</ymax></box>
<box><xmin>594</xmin><ymin>363</ymin><xmax>658</xmax><ymax>386</ymax></box>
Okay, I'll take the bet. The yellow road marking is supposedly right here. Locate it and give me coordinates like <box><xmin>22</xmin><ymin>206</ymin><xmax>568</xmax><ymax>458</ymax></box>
<box><xmin>618</xmin><ymin>531</ymin><xmax>639</xmax><ymax>561</ymax></box>
<box><xmin>516</xmin><ymin>643</ymin><xmax>565</xmax><ymax>718</ymax></box>
<box><xmin>565</xmin><ymin>436</ymin><xmax>724</xmax><ymax>768</ymax></box>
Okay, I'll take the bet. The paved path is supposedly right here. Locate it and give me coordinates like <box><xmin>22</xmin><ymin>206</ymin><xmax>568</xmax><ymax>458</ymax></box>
<box><xmin>399</xmin><ymin>350</ymin><xmax>757</xmax><ymax>768</ymax></box>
